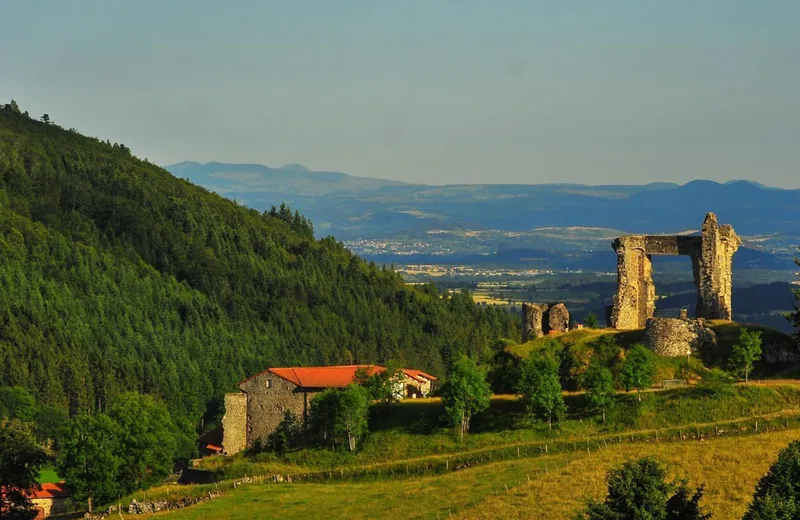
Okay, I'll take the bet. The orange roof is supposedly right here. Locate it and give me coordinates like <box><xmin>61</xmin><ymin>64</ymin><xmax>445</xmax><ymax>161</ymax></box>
<box><xmin>241</xmin><ymin>365</ymin><xmax>383</xmax><ymax>388</ymax></box>
<box><xmin>30</xmin><ymin>483</ymin><xmax>70</xmax><ymax>499</ymax></box>
<box><xmin>239</xmin><ymin>365</ymin><xmax>437</xmax><ymax>389</ymax></box>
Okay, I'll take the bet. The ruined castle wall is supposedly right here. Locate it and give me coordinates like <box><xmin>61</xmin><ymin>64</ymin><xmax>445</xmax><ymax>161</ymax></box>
<box><xmin>644</xmin><ymin>317</ymin><xmax>717</xmax><ymax>357</ymax></box>
<box><xmin>221</xmin><ymin>393</ymin><xmax>247</xmax><ymax>455</ymax></box>
<box><xmin>610</xmin><ymin>236</ymin><xmax>655</xmax><ymax>330</ymax></box>
<box><xmin>611</xmin><ymin>213</ymin><xmax>739</xmax><ymax>330</ymax></box>
<box><xmin>239</xmin><ymin>373</ymin><xmax>313</xmax><ymax>448</ymax></box>
<box><xmin>547</xmin><ymin>303</ymin><xmax>570</xmax><ymax>333</ymax></box>
<box><xmin>697</xmin><ymin>214</ymin><xmax>741</xmax><ymax>320</ymax></box>
<box><xmin>522</xmin><ymin>303</ymin><xmax>549</xmax><ymax>341</ymax></box>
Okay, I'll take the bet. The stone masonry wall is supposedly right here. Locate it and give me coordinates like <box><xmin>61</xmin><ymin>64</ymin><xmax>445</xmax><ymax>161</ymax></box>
<box><xmin>523</xmin><ymin>303</ymin><xmax>572</xmax><ymax>340</ymax></box>
<box><xmin>697</xmin><ymin>213</ymin><xmax>741</xmax><ymax>320</ymax></box>
<box><xmin>522</xmin><ymin>303</ymin><xmax>549</xmax><ymax>341</ymax></box>
<box><xmin>610</xmin><ymin>236</ymin><xmax>655</xmax><ymax>330</ymax></box>
<box><xmin>239</xmin><ymin>373</ymin><xmax>314</xmax><ymax>448</ymax></box>
<box><xmin>611</xmin><ymin>213</ymin><xmax>739</xmax><ymax>330</ymax></box>
<box><xmin>221</xmin><ymin>393</ymin><xmax>247</xmax><ymax>455</ymax></box>
<box><xmin>644</xmin><ymin>317</ymin><xmax>717</xmax><ymax>357</ymax></box>
<box><xmin>547</xmin><ymin>303</ymin><xmax>570</xmax><ymax>333</ymax></box>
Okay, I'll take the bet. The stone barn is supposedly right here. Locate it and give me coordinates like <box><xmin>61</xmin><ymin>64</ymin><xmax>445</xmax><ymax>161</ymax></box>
<box><xmin>29</xmin><ymin>483</ymin><xmax>70</xmax><ymax>519</ymax></box>
<box><xmin>221</xmin><ymin>365</ymin><xmax>436</xmax><ymax>455</ymax></box>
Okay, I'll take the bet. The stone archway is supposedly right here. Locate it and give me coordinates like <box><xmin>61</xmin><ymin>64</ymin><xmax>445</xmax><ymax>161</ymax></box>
<box><xmin>609</xmin><ymin>213</ymin><xmax>741</xmax><ymax>330</ymax></box>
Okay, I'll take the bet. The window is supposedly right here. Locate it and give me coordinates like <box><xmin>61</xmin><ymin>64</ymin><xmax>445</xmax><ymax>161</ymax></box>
<box><xmin>266</xmin><ymin>378</ymin><xmax>272</xmax><ymax>388</ymax></box>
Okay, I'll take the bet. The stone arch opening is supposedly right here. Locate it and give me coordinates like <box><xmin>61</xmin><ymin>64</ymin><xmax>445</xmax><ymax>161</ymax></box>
<box><xmin>609</xmin><ymin>213</ymin><xmax>740</xmax><ymax>330</ymax></box>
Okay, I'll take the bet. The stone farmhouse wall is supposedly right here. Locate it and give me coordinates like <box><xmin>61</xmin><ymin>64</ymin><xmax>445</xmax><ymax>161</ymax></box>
<box><xmin>221</xmin><ymin>393</ymin><xmax>247</xmax><ymax>455</ymax></box>
<box><xmin>239</xmin><ymin>372</ymin><xmax>316</xmax><ymax>449</ymax></box>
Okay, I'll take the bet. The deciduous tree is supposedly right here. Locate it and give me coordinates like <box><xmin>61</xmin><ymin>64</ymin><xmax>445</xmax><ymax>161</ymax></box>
<box><xmin>0</xmin><ymin>387</ymin><xmax>36</xmax><ymax>422</ymax></box>
<box><xmin>743</xmin><ymin>440</ymin><xmax>800</xmax><ymax>520</ymax></box>
<box><xmin>57</xmin><ymin>414</ymin><xmax>121</xmax><ymax>512</ymax></box>
<box><xmin>585</xmin><ymin>313</ymin><xmax>599</xmax><ymax>329</ymax></box>
<box><xmin>584</xmin><ymin>364</ymin><xmax>615</xmax><ymax>424</ymax></box>
<box><xmin>728</xmin><ymin>328</ymin><xmax>762</xmax><ymax>383</ymax></box>
<box><xmin>441</xmin><ymin>356</ymin><xmax>492</xmax><ymax>439</ymax></box>
<box><xmin>620</xmin><ymin>345</ymin><xmax>657</xmax><ymax>402</ymax></box>
<box><xmin>308</xmin><ymin>385</ymin><xmax>370</xmax><ymax>451</ymax></box>
<box><xmin>578</xmin><ymin>457</ymin><xmax>711</xmax><ymax>520</ymax></box>
<box><xmin>518</xmin><ymin>352</ymin><xmax>566</xmax><ymax>429</ymax></box>
<box><xmin>336</xmin><ymin>384</ymin><xmax>369</xmax><ymax>451</ymax></box>
<box><xmin>0</xmin><ymin>419</ymin><xmax>48</xmax><ymax>520</ymax></box>
<box><xmin>107</xmin><ymin>392</ymin><xmax>178</xmax><ymax>491</ymax></box>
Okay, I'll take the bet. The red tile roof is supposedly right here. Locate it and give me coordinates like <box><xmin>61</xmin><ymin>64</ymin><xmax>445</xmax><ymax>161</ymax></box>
<box><xmin>239</xmin><ymin>365</ymin><xmax>437</xmax><ymax>389</ymax></box>
<box><xmin>267</xmin><ymin>365</ymin><xmax>383</xmax><ymax>388</ymax></box>
<box><xmin>30</xmin><ymin>483</ymin><xmax>70</xmax><ymax>499</ymax></box>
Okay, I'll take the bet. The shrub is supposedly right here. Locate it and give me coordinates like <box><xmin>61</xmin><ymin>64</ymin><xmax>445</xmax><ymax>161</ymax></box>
<box><xmin>578</xmin><ymin>456</ymin><xmax>711</xmax><ymax>520</ymax></box>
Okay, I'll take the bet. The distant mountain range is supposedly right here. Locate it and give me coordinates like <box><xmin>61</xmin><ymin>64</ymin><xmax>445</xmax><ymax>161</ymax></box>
<box><xmin>165</xmin><ymin>162</ymin><xmax>800</xmax><ymax>246</ymax></box>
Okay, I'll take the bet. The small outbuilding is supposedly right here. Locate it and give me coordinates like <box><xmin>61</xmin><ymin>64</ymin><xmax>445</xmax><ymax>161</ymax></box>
<box><xmin>29</xmin><ymin>483</ymin><xmax>71</xmax><ymax>519</ymax></box>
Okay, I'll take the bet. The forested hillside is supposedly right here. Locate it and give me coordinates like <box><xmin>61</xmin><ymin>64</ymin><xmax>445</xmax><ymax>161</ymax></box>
<box><xmin>0</xmin><ymin>105</ymin><xmax>518</xmax><ymax>429</ymax></box>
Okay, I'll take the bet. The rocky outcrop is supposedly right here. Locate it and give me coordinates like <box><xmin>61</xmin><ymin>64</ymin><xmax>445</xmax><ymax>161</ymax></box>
<box><xmin>611</xmin><ymin>213</ymin><xmax>740</xmax><ymax>330</ymax></box>
<box><xmin>644</xmin><ymin>317</ymin><xmax>717</xmax><ymax>357</ymax></box>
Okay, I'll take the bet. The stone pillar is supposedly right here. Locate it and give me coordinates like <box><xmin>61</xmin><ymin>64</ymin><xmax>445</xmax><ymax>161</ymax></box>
<box><xmin>697</xmin><ymin>213</ymin><xmax>741</xmax><ymax>320</ymax></box>
<box><xmin>610</xmin><ymin>236</ymin><xmax>655</xmax><ymax>330</ymax></box>
<box><xmin>547</xmin><ymin>303</ymin><xmax>570</xmax><ymax>333</ymax></box>
<box><xmin>522</xmin><ymin>303</ymin><xmax>549</xmax><ymax>341</ymax></box>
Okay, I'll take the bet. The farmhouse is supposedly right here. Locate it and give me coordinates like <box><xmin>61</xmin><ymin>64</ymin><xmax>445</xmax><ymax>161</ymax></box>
<box><xmin>217</xmin><ymin>365</ymin><xmax>436</xmax><ymax>455</ymax></box>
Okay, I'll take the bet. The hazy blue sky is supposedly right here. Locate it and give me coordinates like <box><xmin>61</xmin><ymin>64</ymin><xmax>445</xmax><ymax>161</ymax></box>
<box><xmin>2</xmin><ymin>1</ymin><xmax>799</xmax><ymax>186</ymax></box>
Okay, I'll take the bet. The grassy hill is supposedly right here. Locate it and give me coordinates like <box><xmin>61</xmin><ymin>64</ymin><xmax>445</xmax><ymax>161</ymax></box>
<box><xmin>0</xmin><ymin>106</ymin><xmax>518</xmax><ymax>430</ymax></box>
<box><xmin>134</xmin><ymin>428</ymin><xmax>800</xmax><ymax>519</ymax></box>
<box><xmin>510</xmin><ymin>323</ymin><xmax>796</xmax><ymax>380</ymax></box>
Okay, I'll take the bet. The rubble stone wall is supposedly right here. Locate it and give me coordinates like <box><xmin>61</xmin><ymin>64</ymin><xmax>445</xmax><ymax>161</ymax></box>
<box><xmin>697</xmin><ymin>214</ymin><xmax>741</xmax><ymax>320</ymax></box>
<box><xmin>610</xmin><ymin>236</ymin><xmax>655</xmax><ymax>330</ymax></box>
<box><xmin>644</xmin><ymin>317</ymin><xmax>717</xmax><ymax>357</ymax></box>
<box><xmin>239</xmin><ymin>373</ymin><xmax>315</xmax><ymax>449</ymax></box>
<box><xmin>611</xmin><ymin>213</ymin><xmax>739</xmax><ymax>330</ymax></box>
<box><xmin>522</xmin><ymin>303</ymin><xmax>549</xmax><ymax>341</ymax></box>
<box><xmin>221</xmin><ymin>393</ymin><xmax>247</xmax><ymax>455</ymax></box>
<box><xmin>547</xmin><ymin>303</ymin><xmax>570</xmax><ymax>333</ymax></box>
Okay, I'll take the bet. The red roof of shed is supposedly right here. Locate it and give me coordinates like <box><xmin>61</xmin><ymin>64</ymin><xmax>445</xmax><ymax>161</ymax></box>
<box><xmin>30</xmin><ymin>483</ymin><xmax>70</xmax><ymax>499</ymax></box>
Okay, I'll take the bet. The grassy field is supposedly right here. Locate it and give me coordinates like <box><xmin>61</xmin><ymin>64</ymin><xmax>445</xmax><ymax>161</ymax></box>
<box><xmin>37</xmin><ymin>465</ymin><xmax>61</xmax><ymax>484</ymax></box>
<box><xmin>121</xmin><ymin>324</ymin><xmax>799</xmax><ymax>519</ymax></box>
<box><xmin>195</xmin><ymin>384</ymin><xmax>800</xmax><ymax>480</ymax></box>
<box><xmin>149</xmin><ymin>427</ymin><xmax>800</xmax><ymax>520</ymax></box>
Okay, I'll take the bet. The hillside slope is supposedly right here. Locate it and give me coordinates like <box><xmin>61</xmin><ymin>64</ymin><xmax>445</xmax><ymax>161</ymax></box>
<box><xmin>0</xmin><ymin>107</ymin><xmax>518</xmax><ymax>426</ymax></box>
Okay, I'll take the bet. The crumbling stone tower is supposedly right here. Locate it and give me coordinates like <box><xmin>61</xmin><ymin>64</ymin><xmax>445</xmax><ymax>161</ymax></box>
<box><xmin>610</xmin><ymin>213</ymin><xmax>740</xmax><ymax>330</ymax></box>
<box><xmin>522</xmin><ymin>302</ymin><xmax>570</xmax><ymax>341</ymax></box>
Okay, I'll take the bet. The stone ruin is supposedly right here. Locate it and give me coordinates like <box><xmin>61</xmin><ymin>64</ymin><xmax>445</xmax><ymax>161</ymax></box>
<box><xmin>644</xmin><ymin>313</ymin><xmax>717</xmax><ymax>357</ymax></box>
<box><xmin>610</xmin><ymin>213</ymin><xmax>741</xmax><ymax>330</ymax></box>
<box><xmin>522</xmin><ymin>302</ymin><xmax>570</xmax><ymax>341</ymax></box>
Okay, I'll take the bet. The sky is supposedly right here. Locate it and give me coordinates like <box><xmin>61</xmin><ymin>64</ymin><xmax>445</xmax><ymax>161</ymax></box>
<box><xmin>2</xmin><ymin>1</ymin><xmax>799</xmax><ymax>187</ymax></box>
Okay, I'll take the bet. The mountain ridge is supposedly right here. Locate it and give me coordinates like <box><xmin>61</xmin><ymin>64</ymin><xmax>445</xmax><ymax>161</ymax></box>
<box><xmin>165</xmin><ymin>161</ymin><xmax>800</xmax><ymax>240</ymax></box>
